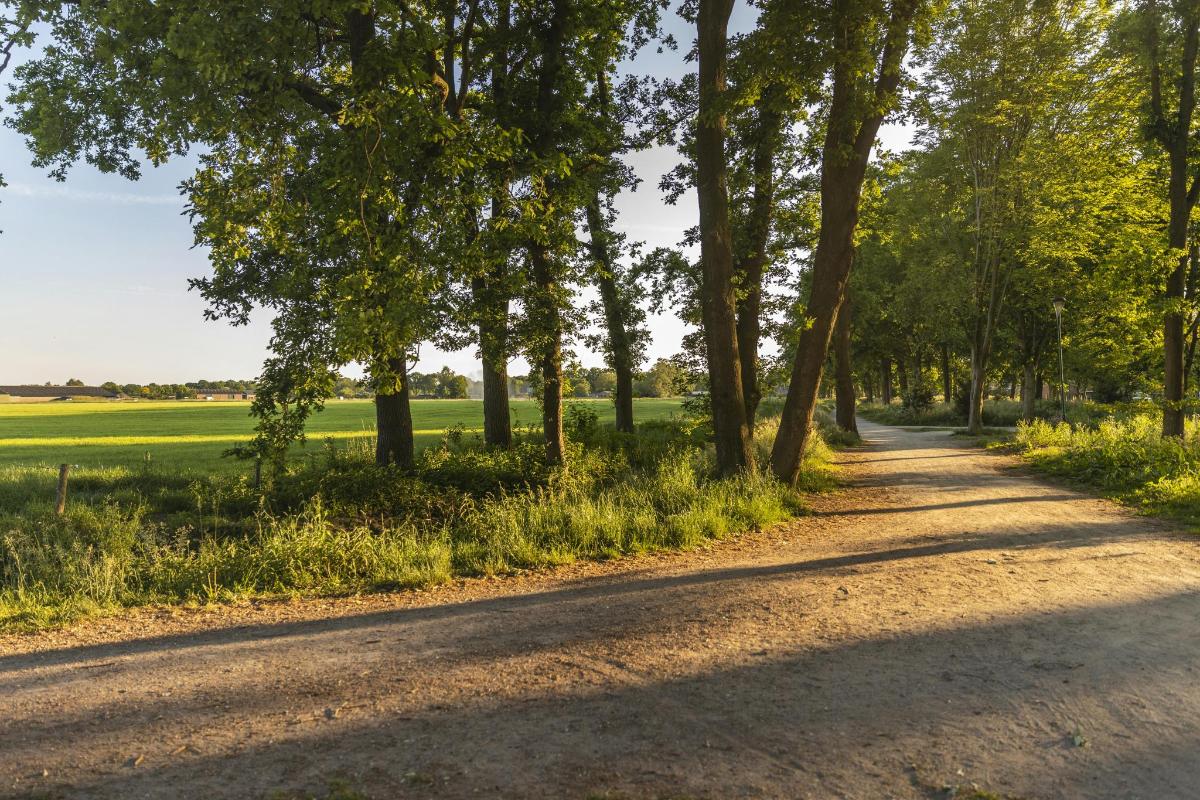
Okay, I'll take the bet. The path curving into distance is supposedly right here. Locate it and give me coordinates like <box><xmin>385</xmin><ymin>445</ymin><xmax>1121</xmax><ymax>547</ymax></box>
<box><xmin>3</xmin><ymin>420</ymin><xmax>1200</xmax><ymax>799</ymax></box>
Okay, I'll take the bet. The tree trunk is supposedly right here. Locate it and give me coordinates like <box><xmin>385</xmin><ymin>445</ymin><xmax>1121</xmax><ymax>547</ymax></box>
<box><xmin>967</xmin><ymin>345</ymin><xmax>988</xmax><ymax>434</ymax></box>
<box><xmin>1145</xmin><ymin>7</ymin><xmax>1200</xmax><ymax>436</ymax></box>
<box><xmin>477</xmin><ymin>7</ymin><xmax>513</xmax><ymax>450</ymax></box>
<box><xmin>735</xmin><ymin>87</ymin><xmax>783</xmax><ymax>428</ymax></box>
<box><xmin>897</xmin><ymin>357</ymin><xmax>909</xmax><ymax>399</ymax></box>
<box><xmin>769</xmin><ymin>1</ymin><xmax>918</xmax><ymax>485</ymax></box>
<box><xmin>881</xmin><ymin>358</ymin><xmax>893</xmax><ymax>405</ymax></box>
<box><xmin>525</xmin><ymin>0</ymin><xmax>567</xmax><ymax>464</ymax></box>
<box><xmin>864</xmin><ymin>370</ymin><xmax>875</xmax><ymax>404</ymax></box>
<box><xmin>1021</xmin><ymin>360</ymin><xmax>1037</xmax><ymax>422</ymax></box>
<box><xmin>697</xmin><ymin>0</ymin><xmax>753</xmax><ymax>475</ymax></box>
<box><xmin>530</xmin><ymin>244</ymin><xmax>565</xmax><ymax>464</ymax></box>
<box><xmin>480</xmin><ymin>350</ymin><xmax>511</xmax><ymax>446</ymax></box>
<box><xmin>585</xmin><ymin>195</ymin><xmax>635</xmax><ymax>434</ymax></box>
<box><xmin>834</xmin><ymin>300</ymin><xmax>857</xmax><ymax>434</ymax></box>
<box><xmin>940</xmin><ymin>343</ymin><xmax>952</xmax><ymax>403</ymax></box>
<box><xmin>375</xmin><ymin>356</ymin><xmax>414</xmax><ymax>468</ymax></box>
<box><xmin>1164</xmin><ymin>146</ymin><xmax>1190</xmax><ymax>437</ymax></box>
<box><xmin>472</xmin><ymin>195</ymin><xmax>511</xmax><ymax>450</ymax></box>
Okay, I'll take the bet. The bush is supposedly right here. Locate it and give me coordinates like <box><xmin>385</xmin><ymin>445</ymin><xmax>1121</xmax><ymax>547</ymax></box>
<box><xmin>1012</xmin><ymin>413</ymin><xmax>1200</xmax><ymax>526</ymax></box>
<box><xmin>903</xmin><ymin>383</ymin><xmax>936</xmax><ymax>412</ymax></box>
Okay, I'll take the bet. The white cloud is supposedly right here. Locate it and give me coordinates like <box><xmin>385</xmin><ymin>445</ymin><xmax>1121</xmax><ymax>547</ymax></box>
<box><xmin>1</xmin><ymin>182</ymin><xmax>182</xmax><ymax>206</ymax></box>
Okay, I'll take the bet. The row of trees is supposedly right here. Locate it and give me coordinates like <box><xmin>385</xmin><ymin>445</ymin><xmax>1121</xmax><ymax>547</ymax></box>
<box><xmin>96</xmin><ymin>379</ymin><xmax>258</xmax><ymax>400</ymax></box>
<box><xmin>833</xmin><ymin>0</ymin><xmax>1200</xmax><ymax>435</ymax></box>
<box><xmin>7</xmin><ymin>0</ymin><xmax>1200</xmax><ymax>477</ymax></box>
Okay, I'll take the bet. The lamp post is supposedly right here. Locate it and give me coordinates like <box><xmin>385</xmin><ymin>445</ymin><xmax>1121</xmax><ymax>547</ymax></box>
<box><xmin>1053</xmin><ymin>296</ymin><xmax>1067</xmax><ymax>423</ymax></box>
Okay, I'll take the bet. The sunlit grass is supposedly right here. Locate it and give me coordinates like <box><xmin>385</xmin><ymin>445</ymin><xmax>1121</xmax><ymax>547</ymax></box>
<box><xmin>0</xmin><ymin>398</ymin><xmax>684</xmax><ymax>471</ymax></box>
<box><xmin>1012</xmin><ymin>414</ymin><xmax>1200</xmax><ymax>529</ymax></box>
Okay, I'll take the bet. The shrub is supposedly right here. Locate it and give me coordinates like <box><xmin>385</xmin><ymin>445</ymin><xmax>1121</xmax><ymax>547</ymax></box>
<box><xmin>1011</xmin><ymin>412</ymin><xmax>1200</xmax><ymax>526</ymax></box>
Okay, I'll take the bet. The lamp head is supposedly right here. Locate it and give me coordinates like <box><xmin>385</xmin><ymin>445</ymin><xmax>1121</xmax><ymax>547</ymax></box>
<box><xmin>1052</xmin><ymin>296</ymin><xmax>1066</xmax><ymax>315</ymax></box>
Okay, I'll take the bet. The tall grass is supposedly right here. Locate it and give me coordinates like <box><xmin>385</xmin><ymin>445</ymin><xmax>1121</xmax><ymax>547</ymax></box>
<box><xmin>0</xmin><ymin>414</ymin><xmax>837</xmax><ymax>631</ymax></box>
<box><xmin>1012</xmin><ymin>413</ymin><xmax>1200</xmax><ymax>527</ymax></box>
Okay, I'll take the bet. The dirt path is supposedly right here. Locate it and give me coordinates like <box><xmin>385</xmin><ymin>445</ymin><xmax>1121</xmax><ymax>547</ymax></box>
<box><xmin>4</xmin><ymin>421</ymin><xmax>1200</xmax><ymax>800</ymax></box>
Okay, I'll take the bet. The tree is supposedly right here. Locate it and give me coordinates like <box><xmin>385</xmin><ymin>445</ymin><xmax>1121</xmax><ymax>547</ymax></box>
<box><xmin>0</xmin><ymin>8</ymin><xmax>32</xmax><ymax>225</ymax></box>
<box><xmin>1119</xmin><ymin>0</ymin><xmax>1200</xmax><ymax>436</ymax></box>
<box><xmin>695</xmin><ymin>0</ymin><xmax>754</xmax><ymax>476</ymax></box>
<box><xmin>9</xmin><ymin>1</ymin><xmax>506</xmax><ymax>468</ymax></box>
<box><xmin>845</xmin><ymin>2</ymin><xmax>1163</xmax><ymax>425</ymax></box>
<box><xmin>635</xmin><ymin>358</ymin><xmax>683</xmax><ymax>398</ymax></box>
<box><xmin>582</xmin><ymin>68</ymin><xmax>650</xmax><ymax>434</ymax></box>
<box><xmin>833</xmin><ymin>296</ymin><xmax>858</xmax><ymax>433</ymax></box>
<box><xmin>771</xmin><ymin>0</ymin><xmax>924</xmax><ymax>484</ymax></box>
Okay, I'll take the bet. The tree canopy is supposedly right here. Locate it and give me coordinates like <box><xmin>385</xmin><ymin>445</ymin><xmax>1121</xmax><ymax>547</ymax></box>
<box><xmin>6</xmin><ymin>0</ymin><xmax>1199</xmax><ymax>477</ymax></box>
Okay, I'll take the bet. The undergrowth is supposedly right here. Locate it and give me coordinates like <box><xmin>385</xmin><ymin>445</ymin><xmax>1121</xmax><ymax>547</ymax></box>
<box><xmin>0</xmin><ymin>409</ymin><xmax>839</xmax><ymax>631</ymax></box>
<box><xmin>1011</xmin><ymin>413</ymin><xmax>1200</xmax><ymax>528</ymax></box>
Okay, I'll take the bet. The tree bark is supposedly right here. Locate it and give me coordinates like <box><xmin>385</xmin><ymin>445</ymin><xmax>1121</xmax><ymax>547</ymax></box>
<box><xmin>940</xmin><ymin>343</ymin><xmax>952</xmax><ymax>403</ymax></box>
<box><xmin>585</xmin><ymin>195</ymin><xmax>635</xmax><ymax>433</ymax></box>
<box><xmin>1021</xmin><ymin>360</ymin><xmax>1037</xmax><ymax>422</ymax></box>
<box><xmin>1164</xmin><ymin>145</ymin><xmax>1190</xmax><ymax>437</ymax></box>
<box><xmin>833</xmin><ymin>299</ymin><xmax>858</xmax><ymax>434</ymax></box>
<box><xmin>967</xmin><ymin>342</ymin><xmax>989</xmax><ymax>434</ymax></box>
<box><xmin>529</xmin><ymin>244</ymin><xmax>565</xmax><ymax>464</ymax></box>
<box><xmin>376</xmin><ymin>356</ymin><xmax>414</xmax><ymax>468</ymax></box>
<box><xmin>881</xmin><ymin>358</ymin><xmax>893</xmax><ymax>405</ymax></box>
<box><xmin>474</xmin><ymin>265</ymin><xmax>512</xmax><ymax>447</ymax></box>
<box><xmin>769</xmin><ymin>0</ymin><xmax>918</xmax><ymax>484</ymax></box>
<box><xmin>697</xmin><ymin>0</ymin><xmax>753</xmax><ymax>475</ymax></box>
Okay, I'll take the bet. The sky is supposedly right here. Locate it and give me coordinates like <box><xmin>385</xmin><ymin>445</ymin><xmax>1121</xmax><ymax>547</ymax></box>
<box><xmin>0</xmin><ymin>4</ymin><xmax>909</xmax><ymax>386</ymax></box>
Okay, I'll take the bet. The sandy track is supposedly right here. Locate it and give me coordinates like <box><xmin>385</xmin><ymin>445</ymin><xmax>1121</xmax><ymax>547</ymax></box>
<box><xmin>3</xmin><ymin>421</ymin><xmax>1200</xmax><ymax>799</ymax></box>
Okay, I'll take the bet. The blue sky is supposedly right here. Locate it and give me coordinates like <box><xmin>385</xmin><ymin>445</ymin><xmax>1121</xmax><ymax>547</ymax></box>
<box><xmin>0</xmin><ymin>3</ymin><xmax>907</xmax><ymax>386</ymax></box>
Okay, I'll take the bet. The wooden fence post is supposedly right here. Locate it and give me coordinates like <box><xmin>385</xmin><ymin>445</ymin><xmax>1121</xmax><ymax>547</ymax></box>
<box><xmin>55</xmin><ymin>463</ymin><xmax>70</xmax><ymax>516</ymax></box>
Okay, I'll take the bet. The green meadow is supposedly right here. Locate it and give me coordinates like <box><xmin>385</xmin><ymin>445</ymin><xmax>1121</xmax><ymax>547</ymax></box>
<box><xmin>0</xmin><ymin>398</ymin><xmax>685</xmax><ymax>473</ymax></box>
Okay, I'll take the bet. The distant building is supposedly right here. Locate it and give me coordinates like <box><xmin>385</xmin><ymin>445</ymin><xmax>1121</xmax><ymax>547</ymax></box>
<box><xmin>0</xmin><ymin>385</ymin><xmax>119</xmax><ymax>403</ymax></box>
<box><xmin>197</xmin><ymin>392</ymin><xmax>256</xmax><ymax>401</ymax></box>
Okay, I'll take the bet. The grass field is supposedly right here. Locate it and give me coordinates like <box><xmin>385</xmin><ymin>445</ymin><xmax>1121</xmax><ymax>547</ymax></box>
<box><xmin>0</xmin><ymin>398</ymin><xmax>686</xmax><ymax>473</ymax></box>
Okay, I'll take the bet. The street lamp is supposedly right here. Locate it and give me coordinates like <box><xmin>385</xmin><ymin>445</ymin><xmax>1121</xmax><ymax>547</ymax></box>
<box><xmin>1053</xmin><ymin>296</ymin><xmax>1067</xmax><ymax>423</ymax></box>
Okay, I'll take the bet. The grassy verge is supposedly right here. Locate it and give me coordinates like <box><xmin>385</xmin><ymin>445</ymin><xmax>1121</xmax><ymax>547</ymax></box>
<box><xmin>1009</xmin><ymin>414</ymin><xmax>1200</xmax><ymax>528</ymax></box>
<box><xmin>0</xmin><ymin>409</ymin><xmax>839</xmax><ymax>632</ymax></box>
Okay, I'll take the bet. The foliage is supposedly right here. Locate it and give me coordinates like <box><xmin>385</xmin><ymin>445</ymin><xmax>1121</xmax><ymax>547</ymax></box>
<box><xmin>1012</xmin><ymin>413</ymin><xmax>1200</xmax><ymax>528</ymax></box>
